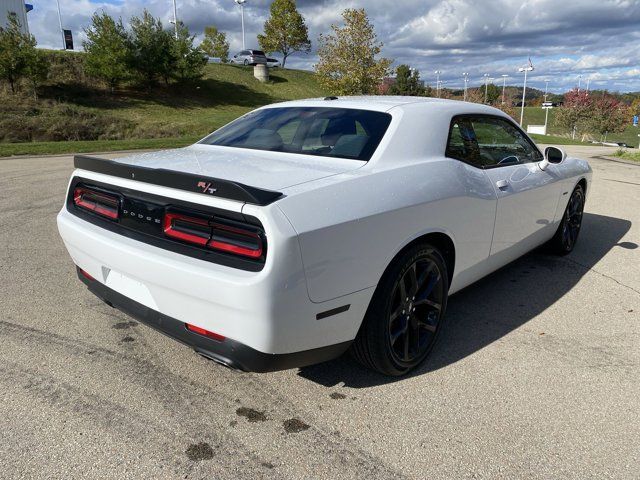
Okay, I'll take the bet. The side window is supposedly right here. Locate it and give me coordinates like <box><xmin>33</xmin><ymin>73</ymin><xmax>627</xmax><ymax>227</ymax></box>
<box><xmin>446</xmin><ymin>115</ymin><xmax>542</xmax><ymax>168</ymax></box>
<box><xmin>471</xmin><ymin>117</ymin><xmax>542</xmax><ymax>167</ymax></box>
<box><xmin>445</xmin><ymin>118</ymin><xmax>481</xmax><ymax>167</ymax></box>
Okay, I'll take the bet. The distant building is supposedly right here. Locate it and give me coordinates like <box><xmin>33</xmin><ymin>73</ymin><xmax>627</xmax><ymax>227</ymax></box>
<box><xmin>1</xmin><ymin>0</ymin><xmax>29</xmax><ymax>34</ymax></box>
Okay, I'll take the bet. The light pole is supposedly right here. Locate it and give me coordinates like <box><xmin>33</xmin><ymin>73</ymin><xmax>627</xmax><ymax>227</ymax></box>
<box><xmin>501</xmin><ymin>74</ymin><xmax>508</xmax><ymax>104</ymax></box>
<box><xmin>577</xmin><ymin>74</ymin><xmax>582</xmax><ymax>93</ymax></box>
<box><xmin>518</xmin><ymin>59</ymin><xmax>534</xmax><ymax>127</ymax></box>
<box><xmin>483</xmin><ymin>73</ymin><xmax>490</xmax><ymax>103</ymax></box>
<box><xmin>172</xmin><ymin>0</ymin><xmax>179</xmax><ymax>39</ymax></box>
<box><xmin>463</xmin><ymin>72</ymin><xmax>469</xmax><ymax>101</ymax></box>
<box><xmin>586</xmin><ymin>77</ymin><xmax>591</xmax><ymax>94</ymax></box>
<box><xmin>235</xmin><ymin>0</ymin><xmax>246</xmax><ymax>50</ymax></box>
<box><xmin>55</xmin><ymin>0</ymin><xmax>65</xmax><ymax>50</ymax></box>
<box><xmin>434</xmin><ymin>70</ymin><xmax>441</xmax><ymax>98</ymax></box>
<box><xmin>543</xmin><ymin>80</ymin><xmax>550</xmax><ymax>134</ymax></box>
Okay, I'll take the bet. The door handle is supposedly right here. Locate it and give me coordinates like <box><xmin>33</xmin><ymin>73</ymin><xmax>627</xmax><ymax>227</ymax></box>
<box><xmin>496</xmin><ymin>179</ymin><xmax>509</xmax><ymax>190</ymax></box>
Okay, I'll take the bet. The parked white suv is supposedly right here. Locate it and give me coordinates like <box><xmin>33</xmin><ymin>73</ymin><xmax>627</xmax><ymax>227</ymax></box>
<box><xmin>230</xmin><ymin>49</ymin><xmax>268</xmax><ymax>66</ymax></box>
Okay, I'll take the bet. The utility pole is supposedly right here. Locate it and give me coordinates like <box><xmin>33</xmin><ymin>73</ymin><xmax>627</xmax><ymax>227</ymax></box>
<box><xmin>518</xmin><ymin>58</ymin><xmax>534</xmax><ymax>127</ymax></box>
<box><xmin>501</xmin><ymin>74</ymin><xmax>508</xmax><ymax>104</ymax></box>
<box><xmin>56</xmin><ymin>0</ymin><xmax>65</xmax><ymax>50</ymax></box>
<box><xmin>463</xmin><ymin>72</ymin><xmax>469</xmax><ymax>101</ymax></box>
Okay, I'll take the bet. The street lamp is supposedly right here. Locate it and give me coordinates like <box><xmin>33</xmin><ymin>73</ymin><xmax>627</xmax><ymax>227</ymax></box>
<box><xmin>543</xmin><ymin>80</ymin><xmax>551</xmax><ymax>134</ymax></box>
<box><xmin>434</xmin><ymin>70</ymin><xmax>441</xmax><ymax>98</ymax></box>
<box><xmin>518</xmin><ymin>59</ymin><xmax>534</xmax><ymax>127</ymax></box>
<box><xmin>501</xmin><ymin>74</ymin><xmax>508</xmax><ymax>104</ymax></box>
<box><xmin>235</xmin><ymin>0</ymin><xmax>247</xmax><ymax>50</ymax></box>
<box><xmin>171</xmin><ymin>0</ymin><xmax>179</xmax><ymax>39</ymax></box>
<box><xmin>483</xmin><ymin>73</ymin><xmax>490</xmax><ymax>103</ymax></box>
<box><xmin>586</xmin><ymin>77</ymin><xmax>591</xmax><ymax>94</ymax></box>
<box><xmin>577</xmin><ymin>74</ymin><xmax>582</xmax><ymax>93</ymax></box>
<box><xmin>55</xmin><ymin>0</ymin><xmax>65</xmax><ymax>50</ymax></box>
<box><xmin>462</xmin><ymin>72</ymin><xmax>469</xmax><ymax>101</ymax></box>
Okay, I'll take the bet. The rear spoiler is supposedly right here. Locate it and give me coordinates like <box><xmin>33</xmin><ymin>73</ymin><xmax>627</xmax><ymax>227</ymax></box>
<box><xmin>74</xmin><ymin>155</ymin><xmax>283</xmax><ymax>206</ymax></box>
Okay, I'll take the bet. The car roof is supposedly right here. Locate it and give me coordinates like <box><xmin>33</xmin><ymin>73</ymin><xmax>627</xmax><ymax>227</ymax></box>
<box><xmin>264</xmin><ymin>96</ymin><xmax>506</xmax><ymax>115</ymax></box>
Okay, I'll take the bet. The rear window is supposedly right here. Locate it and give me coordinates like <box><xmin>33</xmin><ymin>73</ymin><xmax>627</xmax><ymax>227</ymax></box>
<box><xmin>251</xmin><ymin>50</ymin><xmax>265</xmax><ymax>56</ymax></box>
<box><xmin>201</xmin><ymin>107</ymin><xmax>392</xmax><ymax>161</ymax></box>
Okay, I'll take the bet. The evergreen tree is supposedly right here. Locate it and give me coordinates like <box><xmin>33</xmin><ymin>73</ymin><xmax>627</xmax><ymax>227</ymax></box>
<box><xmin>0</xmin><ymin>14</ymin><xmax>32</xmax><ymax>93</ymax></box>
<box><xmin>172</xmin><ymin>22</ymin><xmax>206</xmax><ymax>82</ymax></box>
<box><xmin>83</xmin><ymin>12</ymin><xmax>130</xmax><ymax>93</ymax></box>
<box><xmin>128</xmin><ymin>10</ymin><xmax>175</xmax><ymax>86</ymax></box>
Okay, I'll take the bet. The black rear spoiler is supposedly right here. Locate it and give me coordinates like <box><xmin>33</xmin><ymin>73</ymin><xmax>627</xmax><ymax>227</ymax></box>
<box><xmin>73</xmin><ymin>155</ymin><xmax>283</xmax><ymax>206</ymax></box>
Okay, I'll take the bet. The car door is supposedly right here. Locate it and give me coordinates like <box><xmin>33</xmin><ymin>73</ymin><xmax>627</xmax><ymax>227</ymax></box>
<box><xmin>464</xmin><ymin>115</ymin><xmax>562</xmax><ymax>258</ymax></box>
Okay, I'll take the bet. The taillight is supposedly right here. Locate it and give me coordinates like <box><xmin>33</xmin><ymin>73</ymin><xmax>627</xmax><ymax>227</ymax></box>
<box><xmin>163</xmin><ymin>211</ymin><xmax>264</xmax><ymax>259</ymax></box>
<box><xmin>74</xmin><ymin>187</ymin><xmax>119</xmax><ymax>220</ymax></box>
<box><xmin>185</xmin><ymin>323</ymin><xmax>225</xmax><ymax>341</ymax></box>
<box><xmin>163</xmin><ymin>212</ymin><xmax>210</xmax><ymax>246</ymax></box>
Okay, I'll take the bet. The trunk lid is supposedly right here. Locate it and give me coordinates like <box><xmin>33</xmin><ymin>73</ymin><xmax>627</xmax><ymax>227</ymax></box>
<box><xmin>113</xmin><ymin>144</ymin><xmax>365</xmax><ymax>192</ymax></box>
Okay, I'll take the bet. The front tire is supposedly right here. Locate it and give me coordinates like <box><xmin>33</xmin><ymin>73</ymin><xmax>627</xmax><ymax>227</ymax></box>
<box><xmin>351</xmin><ymin>243</ymin><xmax>449</xmax><ymax>376</ymax></box>
<box><xmin>243</xmin><ymin>59</ymin><xmax>249</xmax><ymax>66</ymax></box>
<box><xmin>548</xmin><ymin>184</ymin><xmax>585</xmax><ymax>255</ymax></box>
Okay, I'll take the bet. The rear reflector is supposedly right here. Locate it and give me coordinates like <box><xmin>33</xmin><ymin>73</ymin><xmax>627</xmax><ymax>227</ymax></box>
<box><xmin>79</xmin><ymin>268</ymin><xmax>95</xmax><ymax>281</ymax></box>
<box><xmin>74</xmin><ymin>187</ymin><xmax>119</xmax><ymax>220</ymax></box>
<box><xmin>185</xmin><ymin>323</ymin><xmax>225</xmax><ymax>342</ymax></box>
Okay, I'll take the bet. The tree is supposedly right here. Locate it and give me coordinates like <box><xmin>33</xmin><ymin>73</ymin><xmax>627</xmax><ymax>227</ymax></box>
<box><xmin>484</xmin><ymin>83</ymin><xmax>500</xmax><ymax>104</ymax></box>
<box><xmin>555</xmin><ymin>89</ymin><xmax>592</xmax><ymax>139</ymax></box>
<box><xmin>172</xmin><ymin>22</ymin><xmax>206</xmax><ymax>82</ymax></box>
<box><xmin>128</xmin><ymin>10</ymin><xmax>175</xmax><ymax>86</ymax></box>
<box><xmin>200</xmin><ymin>26</ymin><xmax>229</xmax><ymax>63</ymax></box>
<box><xmin>0</xmin><ymin>13</ymin><xmax>32</xmax><ymax>93</ymax></box>
<box><xmin>588</xmin><ymin>93</ymin><xmax>630</xmax><ymax>140</ymax></box>
<box><xmin>83</xmin><ymin>12</ymin><xmax>130</xmax><ymax>93</ymax></box>
<box><xmin>630</xmin><ymin>97</ymin><xmax>640</xmax><ymax>115</ymax></box>
<box><xmin>258</xmin><ymin>0</ymin><xmax>311</xmax><ymax>68</ymax></box>
<box><xmin>23</xmin><ymin>46</ymin><xmax>49</xmax><ymax>100</ymax></box>
<box><xmin>388</xmin><ymin>64</ymin><xmax>423</xmax><ymax>96</ymax></box>
<box><xmin>315</xmin><ymin>8</ymin><xmax>391</xmax><ymax>95</ymax></box>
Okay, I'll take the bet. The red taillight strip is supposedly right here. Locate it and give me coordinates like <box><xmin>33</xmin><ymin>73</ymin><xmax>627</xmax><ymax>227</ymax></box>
<box><xmin>163</xmin><ymin>212</ymin><xmax>210</xmax><ymax>246</ymax></box>
<box><xmin>208</xmin><ymin>222</ymin><xmax>263</xmax><ymax>258</ymax></box>
<box><xmin>73</xmin><ymin>187</ymin><xmax>119</xmax><ymax>220</ymax></box>
<box><xmin>185</xmin><ymin>323</ymin><xmax>225</xmax><ymax>341</ymax></box>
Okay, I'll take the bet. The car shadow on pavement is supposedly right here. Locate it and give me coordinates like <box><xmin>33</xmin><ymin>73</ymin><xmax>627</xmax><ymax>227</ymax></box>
<box><xmin>297</xmin><ymin>213</ymin><xmax>636</xmax><ymax>388</ymax></box>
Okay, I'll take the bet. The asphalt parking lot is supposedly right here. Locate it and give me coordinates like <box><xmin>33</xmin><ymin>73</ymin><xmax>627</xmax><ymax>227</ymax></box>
<box><xmin>1</xmin><ymin>146</ymin><xmax>638</xmax><ymax>479</ymax></box>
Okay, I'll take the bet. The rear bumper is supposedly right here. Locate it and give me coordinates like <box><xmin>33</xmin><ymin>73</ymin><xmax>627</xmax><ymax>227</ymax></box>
<box><xmin>78</xmin><ymin>267</ymin><xmax>351</xmax><ymax>372</ymax></box>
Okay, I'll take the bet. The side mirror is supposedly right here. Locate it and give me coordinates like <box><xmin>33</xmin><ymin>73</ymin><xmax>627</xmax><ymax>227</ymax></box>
<box><xmin>539</xmin><ymin>146</ymin><xmax>566</xmax><ymax>170</ymax></box>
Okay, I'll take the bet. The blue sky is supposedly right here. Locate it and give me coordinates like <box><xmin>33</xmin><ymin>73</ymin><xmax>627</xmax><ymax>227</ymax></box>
<box><xmin>26</xmin><ymin>0</ymin><xmax>640</xmax><ymax>93</ymax></box>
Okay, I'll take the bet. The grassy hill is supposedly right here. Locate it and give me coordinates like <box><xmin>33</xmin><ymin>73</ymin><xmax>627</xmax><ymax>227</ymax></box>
<box><xmin>0</xmin><ymin>62</ymin><xmax>327</xmax><ymax>157</ymax></box>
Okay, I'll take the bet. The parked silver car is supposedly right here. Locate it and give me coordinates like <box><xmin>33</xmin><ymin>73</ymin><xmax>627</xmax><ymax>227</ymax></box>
<box><xmin>230</xmin><ymin>49</ymin><xmax>268</xmax><ymax>66</ymax></box>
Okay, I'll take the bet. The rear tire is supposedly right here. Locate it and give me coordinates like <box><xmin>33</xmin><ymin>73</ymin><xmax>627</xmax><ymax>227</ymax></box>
<box><xmin>351</xmin><ymin>243</ymin><xmax>449</xmax><ymax>376</ymax></box>
<box><xmin>243</xmin><ymin>59</ymin><xmax>249</xmax><ymax>66</ymax></box>
<box><xmin>548</xmin><ymin>184</ymin><xmax>585</xmax><ymax>255</ymax></box>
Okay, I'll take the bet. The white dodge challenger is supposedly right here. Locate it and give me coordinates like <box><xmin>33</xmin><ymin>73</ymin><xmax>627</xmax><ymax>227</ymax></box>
<box><xmin>57</xmin><ymin>96</ymin><xmax>591</xmax><ymax>375</ymax></box>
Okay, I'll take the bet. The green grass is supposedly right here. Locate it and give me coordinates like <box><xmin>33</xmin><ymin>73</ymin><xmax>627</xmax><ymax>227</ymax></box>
<box><xmin>521</xmin><ymin>107</ymin><xmax>640</xmax><ymax>147</ymax></box>
<box><xmin>0</xmin><ymin>136</ymin><xmax>200</xmax><ymax>157</ymax></box>
<box><xmin>41</xmin><ymin>63</ymin><xmax>327</xmax><ymax>139</ymax></box>
<box><xmin>528</xmin><ymin>133</ymin><xmax>585</xmax><ymax>146</ymax></box>
<box><xmin>612</xmin><ymin>149</ymin><xmax>640</xmax><ymax>162</ymax></box>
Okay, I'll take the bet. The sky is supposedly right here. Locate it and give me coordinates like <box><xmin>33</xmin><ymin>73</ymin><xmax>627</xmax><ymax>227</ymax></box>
<box><xmin>25</xmin><ymin>0</ymin><xmax>640</xmax><ymax>93</ymax></box>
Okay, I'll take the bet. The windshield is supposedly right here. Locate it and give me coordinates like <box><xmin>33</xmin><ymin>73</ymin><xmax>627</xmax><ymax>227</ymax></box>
<box><xmin>200</xmin><ymin>107</ymin><xmax>392</xmax><ymax>161</ymax></box>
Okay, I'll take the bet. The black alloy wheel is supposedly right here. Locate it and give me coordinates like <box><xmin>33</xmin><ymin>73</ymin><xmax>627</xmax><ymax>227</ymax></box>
<box><xmin>388</xmin><ymin>256</ymin><xmax>445</xmax><ymax>366</ymax></box>
<box><xmin>549</xmin><ymin>184</ymin><xmax>585</xmax><ymax>255</ymax></box>
<box><xmin>351</xmin><ymin>244</ymin><xmax>449</xmax><ymax>376</ymax></box>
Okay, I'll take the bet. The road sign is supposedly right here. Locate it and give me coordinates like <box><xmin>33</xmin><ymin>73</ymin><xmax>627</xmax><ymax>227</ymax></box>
<box><xmin>633</xmin><ymin>115</ymin><xmax>638</xmax><ymax>127</ymax></box>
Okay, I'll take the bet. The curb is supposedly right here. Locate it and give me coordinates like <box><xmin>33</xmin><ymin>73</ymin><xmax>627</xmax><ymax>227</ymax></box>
<box><xmin>592</xmin><ymin>155</ymin><xmax>640</xmax><ymax>167</ymax></box>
